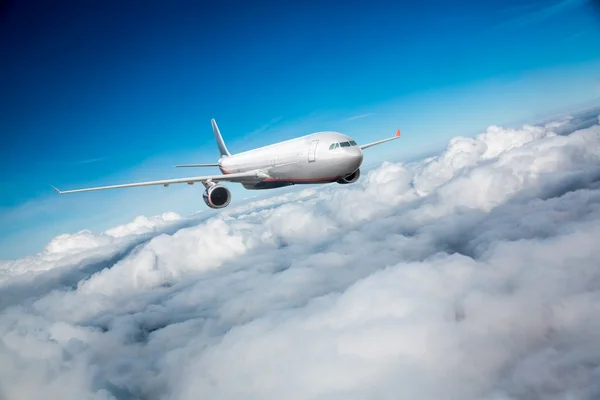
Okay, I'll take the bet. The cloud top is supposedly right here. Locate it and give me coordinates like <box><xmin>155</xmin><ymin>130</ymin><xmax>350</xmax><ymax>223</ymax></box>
<box><xmin>1</xmin><ymin>115</ymin><xmax>600</xmax><ymax>399</ymax></box>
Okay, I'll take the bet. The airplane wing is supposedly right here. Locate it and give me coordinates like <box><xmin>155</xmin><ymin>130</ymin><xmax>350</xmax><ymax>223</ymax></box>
<box><xmin>52</xmin><ymin>170</ymin><xmax>268</xmax><ymax>194</ymax></box>
<box><xmin>360</xmin><ymin>129</ymin><xmax>401</xmax><ymax>150</ymax></box>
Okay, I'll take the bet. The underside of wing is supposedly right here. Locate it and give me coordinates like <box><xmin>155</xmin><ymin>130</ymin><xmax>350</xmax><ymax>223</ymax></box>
<box><xmin>52</xmin><ymin>170</ymin><xmax>269</xmax><ymax>194</ymax></box>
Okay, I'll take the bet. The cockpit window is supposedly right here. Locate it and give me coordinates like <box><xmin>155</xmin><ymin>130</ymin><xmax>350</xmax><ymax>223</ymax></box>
<box><xmin>329</xmin><ymin>141</ymin><xmax>357</xmax><ymax>150</ymax></box>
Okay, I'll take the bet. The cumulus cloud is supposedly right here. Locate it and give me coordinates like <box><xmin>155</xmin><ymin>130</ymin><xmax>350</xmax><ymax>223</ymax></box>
<box><xmin>104</xmin><ymin>212</ymin><xmax>181</xmax><ymax>238</ymax></box>
<box><xmin>1</xmin><ymin>112</ymin><xmax>600</xmax><ymax>400</ymax></box>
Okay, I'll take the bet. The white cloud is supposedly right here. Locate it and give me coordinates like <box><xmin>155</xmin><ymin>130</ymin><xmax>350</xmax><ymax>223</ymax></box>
<box><xmin>104</xmin><ymin>212</ymin><xmax>181</xmax><ymax>238</ymax></box>
<box><xmin>0</xmin><ymin>212</ymin><xmax>183</xmax><ymax>284</ymax></box>
<box><xmin>1</xmin><ymin>114</ymin><xmax>600</xmax><ymax>399</ymax></box>
<box><xmin>347</xmin><ymin>113</ymin><xmax>373</xmax><ymax>121</ymax></box>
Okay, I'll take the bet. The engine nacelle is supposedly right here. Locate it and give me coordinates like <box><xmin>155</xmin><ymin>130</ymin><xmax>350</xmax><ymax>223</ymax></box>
<box><xmin>202</xmin><ymin>185</ymin><xmax>232</xmax><ymax>209</ymax></box>
<box><xmin>337</xmin><ymin>168</ymin><xmax>360</xmax><ymax>184</ymax></box>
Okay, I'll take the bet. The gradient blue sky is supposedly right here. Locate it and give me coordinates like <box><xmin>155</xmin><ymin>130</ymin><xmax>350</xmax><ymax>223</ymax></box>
<box><xmin>1</xmin><ymin>0</ymin><xmax>600</xmax><ymax>259</ymax></box>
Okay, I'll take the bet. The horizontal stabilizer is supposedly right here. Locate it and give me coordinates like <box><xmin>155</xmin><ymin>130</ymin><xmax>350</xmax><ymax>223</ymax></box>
<box><xmin>174</xmin><ymin>163</ymin><xmax>220</xmax><ymax>168</ymax></box>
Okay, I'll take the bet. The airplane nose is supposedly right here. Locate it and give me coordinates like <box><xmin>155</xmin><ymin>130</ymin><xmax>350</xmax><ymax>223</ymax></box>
<box><xmin>346</xmin><ymin>147</ymin><xmax>363</xmax><ymax>169</ymax></box>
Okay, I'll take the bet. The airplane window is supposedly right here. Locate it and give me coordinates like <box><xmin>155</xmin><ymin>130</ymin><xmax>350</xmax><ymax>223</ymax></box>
<box><xmin>329</xmin><ymin>141</ymin><xmax>356</xmax><ymax>149</ymax></box>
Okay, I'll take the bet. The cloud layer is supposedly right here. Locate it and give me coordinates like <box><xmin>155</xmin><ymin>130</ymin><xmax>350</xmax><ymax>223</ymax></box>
<box><xmin>1</xmin><ymin>113</ymin><xmax>600</xmax><ymax>399</ymax></box>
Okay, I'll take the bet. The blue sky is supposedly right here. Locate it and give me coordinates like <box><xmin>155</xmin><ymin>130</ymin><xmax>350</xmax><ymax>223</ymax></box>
<box><xmin>1</xmin><ymin>0</ymin><xmax>599</xmax><ymax>259</ymax></box>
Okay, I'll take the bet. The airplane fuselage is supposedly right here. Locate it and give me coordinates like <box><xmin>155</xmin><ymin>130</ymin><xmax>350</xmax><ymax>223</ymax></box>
<box><xmin>219</xmin><ymin>131</ymin><xmax>363</xmax><ymax>189</ymax></box>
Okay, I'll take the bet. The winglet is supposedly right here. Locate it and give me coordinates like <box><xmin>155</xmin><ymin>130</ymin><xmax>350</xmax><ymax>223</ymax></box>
<box><xmin>51</xmin><ymin>185</ymin><xmax>62</xmax><ymax>194</ymax></box>
<box><xmin>396</xmin><ymin>129</ymin><xmax>401</xmax><ymax>138</ymax></box>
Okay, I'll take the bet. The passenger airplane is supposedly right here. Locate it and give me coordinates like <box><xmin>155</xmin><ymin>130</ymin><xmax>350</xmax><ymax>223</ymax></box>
<box><xmin>52</xmin><ymin>119</ymin><xmax>401</xmax><ymax>209</ymax></box>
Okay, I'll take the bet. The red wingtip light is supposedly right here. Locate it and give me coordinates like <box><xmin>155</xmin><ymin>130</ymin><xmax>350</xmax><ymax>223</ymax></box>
<box><xmin>396</xmin><ymin>129</ymin><xmax>401</xmax><ymax>137</ymax></box>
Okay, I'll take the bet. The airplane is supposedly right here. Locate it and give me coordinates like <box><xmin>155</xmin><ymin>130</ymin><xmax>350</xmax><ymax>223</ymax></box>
<box><xmin>52</xmin><ymin>119</ymin><xmax>401</xmax><ymax>209</ymax></box>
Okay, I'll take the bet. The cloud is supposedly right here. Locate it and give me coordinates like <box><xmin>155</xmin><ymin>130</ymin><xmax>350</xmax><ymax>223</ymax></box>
<box><xmin>347</xmin><ymin>113</ymin><xmax>373</xmax><ymax>121</ymax></box>
<box><xmin>76</xmin><ymin>157</ymin><xmax>106</xmax><ymax>165</ymax></box>
<box><xmin>103</xmin><ymin>212</ymin><xmax>181</xmax><ymax>238</ymax></box>
<box><xmin>1</xmin><ymin>113</ymin><xmax>600</xmax><ymax>399</ymax></box>
<box><xmin>497</xmin><ymin>0</ymin><xmax>588</xmax><ymax>28</ymax></box>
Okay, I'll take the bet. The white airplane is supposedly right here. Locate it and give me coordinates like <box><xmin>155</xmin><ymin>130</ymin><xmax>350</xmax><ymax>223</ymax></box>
<box><xmin>52</xmin><ymin>119</ymin><xmax>401</xmax><ymax>208</ymax></box>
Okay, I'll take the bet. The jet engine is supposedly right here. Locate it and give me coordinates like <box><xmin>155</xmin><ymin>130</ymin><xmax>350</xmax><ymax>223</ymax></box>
<box><xmin>337</xmin><ymin>168</ymin><xmax>360</xmax><ymax>184</ymax></box>
<box><xmin>203</xmin><ymin>184</ymin><xmax>231</xmax><ymax>209</ymax></box>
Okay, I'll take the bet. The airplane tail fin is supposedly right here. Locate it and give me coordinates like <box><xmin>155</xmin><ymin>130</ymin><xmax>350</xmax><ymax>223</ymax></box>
<box><xmin>211</xmin><ymin>119</ymin><xmax>231</xmax><ymax>157</ymax></box>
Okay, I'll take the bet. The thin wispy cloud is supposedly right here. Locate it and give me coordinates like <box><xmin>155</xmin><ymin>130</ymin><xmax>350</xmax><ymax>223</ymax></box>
<box><xmin>75</xmin><ymin>157</ymin><xmax>105</xmax><ymax>165</ymax></box>
<box><xmin>496</xmin><ymin>0</ymin><xmax>588</xmax><ymax>28</ymax></box>
<box><xmin>239</xmin><ymin>116</ymin><xmax>285</xmax><ymax>149</ymax></box>
<box><xmin>248</xmin><ymin>116</ymin><xmax>284</xmax><ymax>135</ymax></box>
<box><xmin>347</xmin><ymin>113</ymin><xmax>373</xmax><ymax>121</ymax></box>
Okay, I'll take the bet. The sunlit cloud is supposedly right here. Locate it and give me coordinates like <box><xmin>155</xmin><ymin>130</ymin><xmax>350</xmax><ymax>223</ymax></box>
<box><xmin>1</xmin><ymin>112</ymin><xmax>600</xmax><ymax>399</ymax></box>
